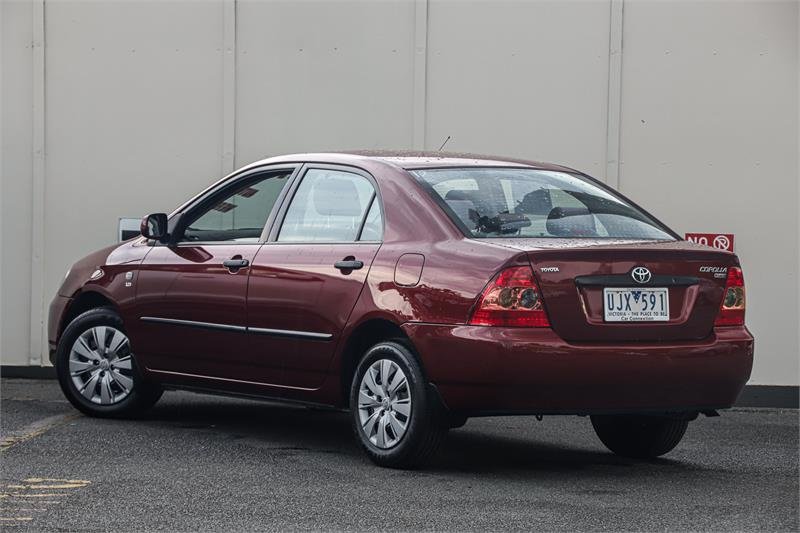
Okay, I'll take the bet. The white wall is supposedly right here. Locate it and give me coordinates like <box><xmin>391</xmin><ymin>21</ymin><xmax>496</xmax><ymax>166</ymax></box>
<box><xmin>426</xmin><ymin>0</ymin><xmax>611</xmax><ymax>175</ymax></box>
<box><xmin>235</xmin><ymin>0</ymin><xmax>418</xmax><ymax>164</ymax></box>
<box><xmin>1</xmin><ymin>0</ymin><xmax>797</xmax><ymax>386</ymax></box>
<box><xmin>1</xmin><ymin>0</ymin><xmax>35</xmax><ymax>365</ymax></box>
<box><xmin>618</xmin><ymin>0</ymin><xmax>799</xmax><ymax>386</ymax></box>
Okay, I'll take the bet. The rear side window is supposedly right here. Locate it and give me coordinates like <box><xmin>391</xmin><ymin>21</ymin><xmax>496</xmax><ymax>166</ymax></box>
<box><xmin>359</xmin><ymin>197</ymin><xmax>383</xmax><ymax>241</ymax></box>
<box><xmin>413</xmin><ymin>168</ymin><xmax>674</xmax><ymax>240</ymax></box>
<box><xmin>278</xmin><ymin>169</ymin><xmax>381</xmax><ymax>242</ymax></box>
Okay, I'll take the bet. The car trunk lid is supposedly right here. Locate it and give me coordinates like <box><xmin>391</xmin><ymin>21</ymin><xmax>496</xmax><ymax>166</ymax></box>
<box><xmin>483</xmin><ymin>238</ymin><xmax>737</xmax><ymax>342</ymax></box>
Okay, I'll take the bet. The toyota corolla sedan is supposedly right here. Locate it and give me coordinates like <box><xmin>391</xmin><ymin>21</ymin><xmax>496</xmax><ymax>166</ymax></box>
<box><xmin>50</xmin><ymin>151</ymin><xmax>753</xmax><ymax>468</ymax></box>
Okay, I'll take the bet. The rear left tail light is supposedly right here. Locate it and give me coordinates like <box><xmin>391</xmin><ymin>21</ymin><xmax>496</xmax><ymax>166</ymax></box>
<box><xmin>714</xmin><ymin>266</ymin><xmax>745</xmax><ymax>326</ymax></box>
<box><xmin>469</xmin><ymin>266</ymin><xmax>550</xmax><ymax>327</ymax></box>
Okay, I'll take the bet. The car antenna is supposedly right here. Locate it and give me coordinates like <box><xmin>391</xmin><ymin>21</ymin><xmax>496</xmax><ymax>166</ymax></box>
<box><xmin>437</xmin><ymin>135</ymin><xmax>451</xmax><ymax>152</ymax></box>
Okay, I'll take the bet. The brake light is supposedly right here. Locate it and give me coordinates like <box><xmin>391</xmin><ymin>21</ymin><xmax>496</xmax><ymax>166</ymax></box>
<box><xmin>469</xmin><ymin>266</ymin><xmax>550</xmax><ymax>327</ymax></box>
<box><xmin>714</xmin><ymin>267</ymin><xmax>745</xmax><ymax>326</ymax></box>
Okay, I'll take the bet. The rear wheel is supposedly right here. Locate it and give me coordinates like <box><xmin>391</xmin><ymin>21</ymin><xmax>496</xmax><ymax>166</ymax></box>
<box><xmin>56</xmin><ymin>307</ymin><xmax>162</xmax><ymax>418</ymax></box>
<box><xmin>591</xmin><ymin>414</ymin><xmax>689</xmax><ymax>459</ymax></box>
<box><xmin>349</xmin><ymin>341</ymin><xmax>447</xmax><ymax>468</ymax></box>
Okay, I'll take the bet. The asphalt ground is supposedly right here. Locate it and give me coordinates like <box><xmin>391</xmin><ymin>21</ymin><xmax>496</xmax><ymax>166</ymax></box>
<box><xmin>0</xmin><ymin>378</ymin><xmax>797</xmax><ymax>532</ymax></box>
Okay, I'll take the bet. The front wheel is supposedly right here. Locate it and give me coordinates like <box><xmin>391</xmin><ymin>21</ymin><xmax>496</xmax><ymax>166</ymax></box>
<box><xmin>55</xmin><ymin>307</ymin><xmax>162</xmax><ymax>418</ymax></box>
<box><xmin>591</xmin><ymin>414</ymin><xmax>689</xmax><ymax>459</ymax></box>
<box><xmin>349</xmin><ymin>341</ymin><xmax>447</xmax><ymax>468</ymax></box>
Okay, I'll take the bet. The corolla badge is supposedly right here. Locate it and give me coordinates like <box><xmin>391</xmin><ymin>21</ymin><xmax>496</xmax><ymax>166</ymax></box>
<box><xmin>631</xmin><ymin>266</ymin><xmax>652</xmax><ymax>284</ymax></box>
<box><xmin>699</xmin><ymin>266</ymin><xmax>728</xmax><ymax>279</ymax></box>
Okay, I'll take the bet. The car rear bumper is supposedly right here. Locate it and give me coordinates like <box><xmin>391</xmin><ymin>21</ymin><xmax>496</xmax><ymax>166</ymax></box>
<box><xmin>402</xmin><ymin>323</ymin><xmax>754</xmax><ymax>415</ymax></box>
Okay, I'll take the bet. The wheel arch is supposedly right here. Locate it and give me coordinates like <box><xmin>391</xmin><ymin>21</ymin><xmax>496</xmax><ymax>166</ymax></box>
<box><xmin>60</xmin><ymin>290</ymin><xmax>119</xmax><ymax>339</ymax></box>
<box><xmin>338</xmin><ymin>318</ymin><xmax>420</xmax><ymax>408</ymax></box>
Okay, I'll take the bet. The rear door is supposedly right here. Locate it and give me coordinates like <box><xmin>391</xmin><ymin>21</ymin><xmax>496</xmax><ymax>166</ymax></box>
<box><xmin>247</xmin><ymin>165</ymin><xmax>383</xmax><ymax>389</ymax></box>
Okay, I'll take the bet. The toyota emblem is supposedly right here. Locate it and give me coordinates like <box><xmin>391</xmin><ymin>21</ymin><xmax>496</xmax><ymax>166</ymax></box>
<box><xmin>631</xmin><ymin>267</ymin><xmax>652</xmax><ymax>284</ymax></box>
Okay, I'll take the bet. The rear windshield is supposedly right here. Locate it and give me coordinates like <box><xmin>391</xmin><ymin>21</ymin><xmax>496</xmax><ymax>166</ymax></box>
<box><xmin>411</xmin><ymin>168</ymin><xmax>675</xmax><ymax>240</ymax></box>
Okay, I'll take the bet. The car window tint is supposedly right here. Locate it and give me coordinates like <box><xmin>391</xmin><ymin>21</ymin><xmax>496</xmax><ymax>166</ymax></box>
<box><xmin>278</xmin><ymin>169</ymin><xmax>376</xmax><ymax>242</ymax></box>
<box><xmin>413</xmin><ymin>168</ymin><xmax>673</xmax><ymax>240</ymax></box>
<box><xmin>182</xmin><ymin>171</ymin><xmax>291</xmax><ymax>243</ymax></box>
<box><xmin>359</xmin><ymin>197</ymin><xmax>383</xmax><ymax>241</ymax></box>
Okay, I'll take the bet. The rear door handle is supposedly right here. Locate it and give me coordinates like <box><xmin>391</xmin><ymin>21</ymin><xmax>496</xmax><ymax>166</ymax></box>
<box><xmin>223</xmin><ymin>258</ymin><xmax>249</xmax><ymax>269</ymax></box>
<box><xmin>334</xmin><ymin>260</ymin><xmax>364</xmax><ymax>271</ymax></box>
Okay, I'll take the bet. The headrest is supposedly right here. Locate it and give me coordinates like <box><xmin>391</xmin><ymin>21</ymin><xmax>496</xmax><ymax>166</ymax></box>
<box><xmin>312</xmin><ymin>178</ymin><xmax>363</xmax><ymax>216</ymax></box>
<box><xmin>444</xmin><ymin>189</ymin><xmax>473</xmax><ymax>201</ymax></box>
<box><xmin>546</xmin><ymin>206</ymin><xmax>597</xmax><ymax>236</ymax></box>
<box><xmin>515</xmin><ymin>188</ymin><xmax>552</xmax><ymax>215</ymax></box>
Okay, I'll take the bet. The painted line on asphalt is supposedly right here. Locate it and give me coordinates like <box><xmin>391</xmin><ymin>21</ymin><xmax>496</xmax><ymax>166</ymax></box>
<box><xmin>2</xmin><ymin>500</ymin><xmax>61</xmax><ymax>504</ymax></box>
<box><xmin>25</xmin><ymin>478</ymin><xmax>90</xmax><ymax>483</ymax></box>
<box><xmin>0</xmin><ymin>478</ymin><xmax>90</xmax><ymax>526</ymax></box>
<box><xmin>0</xmin><ymin>413</ymin><xmax>80</xmax><ymax>452</ymax></box>
<box><xmin>6</xmin><ymin>493</ymin><xmax>68</xmax><ymax>498</ymax></box>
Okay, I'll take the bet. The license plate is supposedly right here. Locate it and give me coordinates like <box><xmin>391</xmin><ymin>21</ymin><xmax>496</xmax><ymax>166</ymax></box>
<box><xmin>603</xmin><ymin>288</ymin><xmax>669</xmax><ymax>322</ymax></box>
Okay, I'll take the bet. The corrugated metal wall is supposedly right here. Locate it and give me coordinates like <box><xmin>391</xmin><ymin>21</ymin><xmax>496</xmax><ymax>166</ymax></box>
<box><xmin>1</xmin><ymin>0</ymin><xmax>797</xmax><ymax>385</ymax></box>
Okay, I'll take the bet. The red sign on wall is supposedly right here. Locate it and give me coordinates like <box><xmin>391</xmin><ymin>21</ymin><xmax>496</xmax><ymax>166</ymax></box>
<box><xmin>685</xmin><ymin>232</ymin><xmax>735</xmax><ymax>252</ymax></box>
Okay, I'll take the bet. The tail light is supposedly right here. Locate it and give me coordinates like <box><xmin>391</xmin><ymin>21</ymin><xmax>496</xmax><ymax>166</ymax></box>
<box><xmin>714</xmin><ymin>267</ymin><xmax>745</xmax><ymax>326</ymax></box>
<box><xmin>469</xmin><ymin>266</ymin><xmax>550</xmax><ymax>327</ymax></box>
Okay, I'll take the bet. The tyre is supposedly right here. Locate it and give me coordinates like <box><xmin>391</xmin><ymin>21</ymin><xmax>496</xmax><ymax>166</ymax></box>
<box><xmin>349</xmin><ymin>341</ymin><xmax>447</xmax><ymax>468</ymax></box>
<box><xmin>55</xmin><ymin>307</ymin><xmax>162</xmax><ymax>418</ymax></box>
<box><xmin>590</xmin><ymin>414</ymin><xmax>689</xmax><ymax>459</ymax></box>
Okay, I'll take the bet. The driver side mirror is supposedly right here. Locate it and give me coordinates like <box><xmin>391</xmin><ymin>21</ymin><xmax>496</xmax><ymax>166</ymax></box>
<box><xmin>141</xmin><ymin>213</ymin><xmax>168</xmax><ymax>242</ymax></box>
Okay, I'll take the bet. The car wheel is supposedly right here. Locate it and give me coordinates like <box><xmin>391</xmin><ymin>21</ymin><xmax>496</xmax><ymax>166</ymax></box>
<box><xmin>349</xmin><ymin>341</ymin><xmax>447</xmax><ymax>468</ymax></box>
<box><xmin>55</xmin><ymin>307</ymin><xmax>162</xmax><ymax>418</ymax></box>
<box><xmin>590</xmin><ymin>414</ymin><xmax>689</xmax><ymax>459</ymax></box>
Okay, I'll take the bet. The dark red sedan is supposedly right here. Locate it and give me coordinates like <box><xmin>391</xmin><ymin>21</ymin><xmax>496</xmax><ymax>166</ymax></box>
<box><xmin>50</xmin><ymin>151</ymin><xmax>753</xmax><ymax>467</ymax></box>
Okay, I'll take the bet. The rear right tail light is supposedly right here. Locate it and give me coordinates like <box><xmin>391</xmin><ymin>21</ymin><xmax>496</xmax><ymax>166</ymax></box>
<box><xmin>469</xmin><ymin>266</ymin><xmax>550</xmax><ymax>327</ymax></box>
<box><xmin>714</xmin><ymin>267</ymin><xmax>745</xmax><ymax>326</ymax></box>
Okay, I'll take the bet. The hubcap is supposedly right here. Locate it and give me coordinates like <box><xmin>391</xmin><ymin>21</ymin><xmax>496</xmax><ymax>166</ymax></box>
<box><xmin>69</xmin><ymin>326</ymin><xmax>134</xmax><ymax>405</ymax></box>
<box><xmin>357</xmin><ymin>359</ymin><xmax>412</xmax><ymax>449</ymax></box>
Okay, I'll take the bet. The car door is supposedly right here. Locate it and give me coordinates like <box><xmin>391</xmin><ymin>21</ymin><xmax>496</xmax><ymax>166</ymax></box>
<box><xmin>131</xmin><ymin>166</ymin><xmax>297</xmax><ymax>386</ymax></box>
<box><xmin>247</xmin><ymin>165</ymin><xmax>383</xmax><ymax>389</ymax></box>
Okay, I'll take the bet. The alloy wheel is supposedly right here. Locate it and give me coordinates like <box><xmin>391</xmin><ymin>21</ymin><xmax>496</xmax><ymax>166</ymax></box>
<box><xmin>69</xmin><ymin>326</ymin><xmax>134</xmax><ymax>405</ymax></box>
<box><xmin>357</xmin><ymin>359</ymin><xmax>412</xmax><ymax>449</ymax></box>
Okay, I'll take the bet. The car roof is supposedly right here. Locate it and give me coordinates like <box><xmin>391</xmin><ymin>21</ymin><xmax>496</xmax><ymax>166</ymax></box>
<box><xmin>248</xmin><ymin>150</ymin><xmax>578</xmax><ymax>173</ymax></box>
<box><xmin>341</xmin><ymin>150</ymin><xmax>576</xmax><ymax>172</ymax></box>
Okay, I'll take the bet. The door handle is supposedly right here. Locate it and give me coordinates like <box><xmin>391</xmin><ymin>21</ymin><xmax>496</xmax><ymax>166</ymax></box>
<box><xmin>334</xmin><ymin>260</ymin><xmax>364</xmax><ymax>271</ymax></box>
<box><xmin>223</xmin><ymin>258</ymin><xmax>249</xmax><ymax>270</ymax></box>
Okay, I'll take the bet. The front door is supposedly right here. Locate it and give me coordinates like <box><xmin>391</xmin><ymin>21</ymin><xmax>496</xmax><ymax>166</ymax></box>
<box><xmin>131</xmin><ymin>167</ymin><xmax>296</xmax><ymax>386</ymax></box>
<box><xmin>247</xmin><ymin>166</ymin><xmax>384</xmax><ymax>390</ymax></box>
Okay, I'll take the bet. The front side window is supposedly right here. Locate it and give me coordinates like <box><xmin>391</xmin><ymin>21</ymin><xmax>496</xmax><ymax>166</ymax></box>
<box><xmin>278</xmin><ymin>169</ymin><xmax>381</xmax><ymax>242</ymax></box>
<box><xmin>182</xmin><ymin>171</ymin><xmax>292</xmax><ymax>243</ymax></box>
<box><xmin>413</xmin><ymin>168</ymin><xmax>674</xmax><ymax>240</ymax></box>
